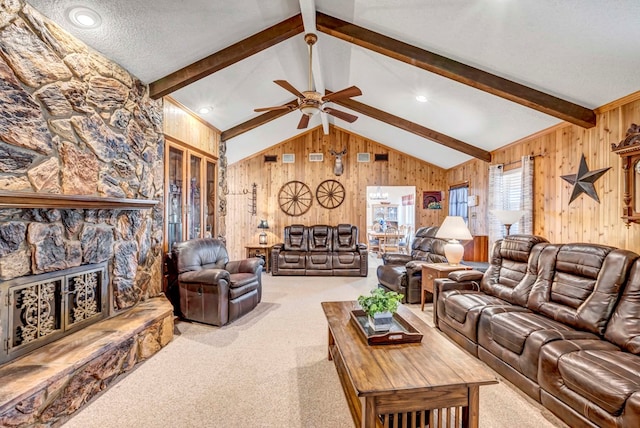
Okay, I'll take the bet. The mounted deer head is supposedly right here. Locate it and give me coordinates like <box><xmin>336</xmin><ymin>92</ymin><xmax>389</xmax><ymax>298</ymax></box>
<box><xmin>330</xmin><ymin>148</ymin><xmax>347</xmax><ymax>176</ymax></box>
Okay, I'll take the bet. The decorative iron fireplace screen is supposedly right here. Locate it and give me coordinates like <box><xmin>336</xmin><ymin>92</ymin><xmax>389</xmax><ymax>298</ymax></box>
<box><xmin>1</xmin><ymin>262</ymin><xmax>108</xmax><ymax>365</ymax></box>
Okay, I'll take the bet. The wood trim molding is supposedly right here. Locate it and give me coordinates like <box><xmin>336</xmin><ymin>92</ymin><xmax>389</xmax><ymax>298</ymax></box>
<box><xmin>164</xmin><ymin>135</ymin><xmax>219</xmax><ymax>160</ymax></box>
<box><xmin>316</xmin><ymin>12</ymin><xmax>596</xmax><ymax>129</ymax></box>
<box><xmin>0</xmin><ymin>192</ymin><xmax>158</xmax><ymax>209</ymax></box>
<box><xmin>326</xmin><ymin>91</ymin><xmax>492</xmax><ymax>162</ymax></box>
<box><xmin>150</xmin><ymin>14</ymin><xmax>304</xmax><ymax>98</ymax></box>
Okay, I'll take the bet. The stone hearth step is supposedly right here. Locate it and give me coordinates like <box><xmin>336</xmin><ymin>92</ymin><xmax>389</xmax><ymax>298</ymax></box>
<box><xmin>0</xmin><ymin>297</ymin><xmax>174</xmax><ymax>427</ymax></box>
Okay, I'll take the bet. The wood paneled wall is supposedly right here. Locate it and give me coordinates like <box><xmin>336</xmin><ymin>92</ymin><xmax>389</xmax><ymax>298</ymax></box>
<box><xmin>446</xmin><ymin>92</ymin><xmax>640</xmax><ymax>254</ymax></box>
<box><xmin>225</xmin><ymin>125</ymin><xmax>448</xmax><ymax>259</ymax></box>
<box><xmin>163</xmin><ymin>96</ymin><xmax>220</xmax><ymax>156</ymax></box>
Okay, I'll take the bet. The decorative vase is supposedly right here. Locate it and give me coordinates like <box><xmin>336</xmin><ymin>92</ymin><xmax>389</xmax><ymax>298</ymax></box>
<box><xmin>368</xmin><ymin>311</ymin><xmax>393</xmax><ymax>332</ymax></box>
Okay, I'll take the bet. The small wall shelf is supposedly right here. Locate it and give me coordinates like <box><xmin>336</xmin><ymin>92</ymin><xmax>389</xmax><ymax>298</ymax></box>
<box><xmin>0</xmin><ymin>192</ymin><xmax>158</xmax><ymax>210</ymax></box>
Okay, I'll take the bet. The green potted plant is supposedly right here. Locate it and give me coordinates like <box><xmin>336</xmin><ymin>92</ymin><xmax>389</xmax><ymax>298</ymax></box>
<box><xmin>357</xmin><ymin>288</ymin><xmax>404</xmax><ymax>332</ymax></box>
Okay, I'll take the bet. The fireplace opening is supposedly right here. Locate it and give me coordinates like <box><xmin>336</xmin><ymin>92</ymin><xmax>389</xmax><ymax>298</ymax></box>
<box><xmin>1</xmin><ymin>262</ymin><xmax>109</xmax><ymax>366</ymax></box>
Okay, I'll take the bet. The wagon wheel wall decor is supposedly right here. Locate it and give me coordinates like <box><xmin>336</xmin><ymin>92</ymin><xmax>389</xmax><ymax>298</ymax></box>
<box><xmin>316</xmin><ymin>179</ymin><xmax>345</xmax><ymax>209</ymax></box>
<box><xmin>278</xmin><ymin>181</ymin><xmax>313</xmax><ymax>216</ymax></box>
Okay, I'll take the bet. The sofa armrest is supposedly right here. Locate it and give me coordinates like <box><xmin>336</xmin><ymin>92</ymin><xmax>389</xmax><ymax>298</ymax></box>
<box><xmin>382</xmin><ymin>253</ymin><xmax>413</xmax><ymax>265</ymax></box>
<box><xmin>179</xmin><ymin>268</ymin><xmax>230</xmax><ymax>285</ymax></box>
<box><xmin>448</xmin><ymin>269</ymin><xmax>484</xmax><ymax>282</ymax></box>
<box><xmin>435</xmin><ymin>278</ymin><xmax>479</xmax><ymax>294</ymax></box>
<box><xmin>226</xmin><ymin>258</ymin><xmax>264</xmax><ymax>275</ymax></box>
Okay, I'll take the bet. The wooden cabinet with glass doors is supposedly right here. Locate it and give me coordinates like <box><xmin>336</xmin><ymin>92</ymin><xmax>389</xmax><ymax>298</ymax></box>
<box><xmin>164</xmin><ymin>139</ymin><xmax>217</xmax><ymax>252</ymax></box>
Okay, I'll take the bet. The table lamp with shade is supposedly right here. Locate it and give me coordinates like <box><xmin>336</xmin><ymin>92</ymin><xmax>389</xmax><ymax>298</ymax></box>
<box><xmin>257</xmin><ymin>219</ymin><xmax>269</xmax><ymax>244</ymax></box>
<box><xmin>492</xmin><ymin>210</ymin><xmax>525</xmax><ymax>236</ymax></box>
<box><xmin>435</xmin><ymin>216</ymin><xmax>472</xmax><ymax>266</ymax></box>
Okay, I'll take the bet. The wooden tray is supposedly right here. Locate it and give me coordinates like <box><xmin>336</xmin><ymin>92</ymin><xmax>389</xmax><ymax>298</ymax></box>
<box><xmin>349</xmin><ymin>309</ymin><xmax>423</xmax><ymax>345</ymax></box>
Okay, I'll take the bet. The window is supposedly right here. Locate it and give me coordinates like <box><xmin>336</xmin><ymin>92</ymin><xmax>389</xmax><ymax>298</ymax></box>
<box><xmin>503</xmin><ymin>168</ymin><xmax>523</xmax><ymax>233</ymax></box>
<box><xmin>448</xmin><ymin>184</ymin><xmax>468</xmax><ymax>224</ymax></box>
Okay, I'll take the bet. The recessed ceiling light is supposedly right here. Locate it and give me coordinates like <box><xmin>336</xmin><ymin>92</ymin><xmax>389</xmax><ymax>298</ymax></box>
<box><xmin>67</xmin><ymin>7</ymin><xmax>102</xmax><ymax>29</ymax></box>
<box><xmin>198</xmin><ymin>106</ymin><xmax>213</xmax><ymax>114</ymax></box>
<box><xmin>415</xmin><ymin>95</ymin><xmax>428</xmax><ymax>103</ymax></box>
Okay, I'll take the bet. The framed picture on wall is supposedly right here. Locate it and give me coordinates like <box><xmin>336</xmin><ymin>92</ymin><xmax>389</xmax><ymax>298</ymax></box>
<box><xmin>423</xmin><ymin>191</ymin><xmax>442</xmax><ymax>209</ymax></box>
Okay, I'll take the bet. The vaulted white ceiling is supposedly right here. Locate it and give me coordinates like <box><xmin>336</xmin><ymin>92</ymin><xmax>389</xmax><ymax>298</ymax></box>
<box><xmin>27</xmin><ymin>0</ymin><xmax>640</xmax><ymax>168</ymax></box>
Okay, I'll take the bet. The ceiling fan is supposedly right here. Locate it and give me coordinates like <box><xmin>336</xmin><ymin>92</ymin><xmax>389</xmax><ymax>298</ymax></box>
<box><xmin>254</xmin><ymin>33</ymin><xmax>362</xmax><ymax>130</ymax></box>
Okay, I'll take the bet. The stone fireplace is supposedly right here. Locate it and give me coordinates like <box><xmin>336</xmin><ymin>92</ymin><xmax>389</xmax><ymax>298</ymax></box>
<box><xmin>0</xmin><ymin>2</ymin><xmax>174</xmax><ymax>426</ymax></box>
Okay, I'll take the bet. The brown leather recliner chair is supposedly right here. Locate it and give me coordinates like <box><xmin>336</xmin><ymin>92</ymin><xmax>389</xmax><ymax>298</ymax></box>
<box><xmin>376</xmin><ymin>226</ymin><xmax>447</xmax><ymax>303</ymax></box>
<box><xmin>172</xmin><ymin>238</ymin><xmax>263</xmax><ymax>326</ymax></box>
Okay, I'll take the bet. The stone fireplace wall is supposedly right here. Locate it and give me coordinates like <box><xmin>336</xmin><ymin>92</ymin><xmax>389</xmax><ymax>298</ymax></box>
<box><xmin>0</xmin><ymin>1</ymin><xmax>164</xmax><ymax>310</ymax></box>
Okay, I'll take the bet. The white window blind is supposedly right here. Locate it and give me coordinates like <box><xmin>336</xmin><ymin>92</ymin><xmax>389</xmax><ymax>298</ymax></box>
<box><xmin>503</xmin><ymin>168</ymin><xmax>522</xmax><ymax>233</ymax></box>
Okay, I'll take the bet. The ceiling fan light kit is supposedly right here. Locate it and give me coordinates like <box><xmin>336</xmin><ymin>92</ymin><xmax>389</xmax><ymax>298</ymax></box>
<box><xmin>254</xmin><ymin>32</ymin><xmax>363</xmax><ymax>129</ymax></box>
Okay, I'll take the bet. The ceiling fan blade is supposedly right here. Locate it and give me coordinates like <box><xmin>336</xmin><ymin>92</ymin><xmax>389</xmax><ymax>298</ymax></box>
<box><xmin>322</xmin><ymin>86</ymin><xmax>362</xmax><ymax>102</ymax></box>
<box><xmin>323</xmin><ymin>107</ymin><xmax>358</xmax><ymax>123</ymax></box>
<box><xmin>254</xmin><ymin>105</ymin><xmax>294</xmax><ymax>113</ymax></box>
<box><xmin>274</xmin><ymin>80</ymin><xmax>305</xmax><ymax>98</ymax></box>
<box><xmin>297</xmin><ymin>114</ymin><xmax>310</xmax><ymax>129</ymax></box>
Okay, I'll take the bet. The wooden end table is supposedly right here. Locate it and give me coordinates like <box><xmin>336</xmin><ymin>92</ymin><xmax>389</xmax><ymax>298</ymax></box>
<box><xmin>245</xmin><ymin>244</ymin><xmax>273</xmax><ymax>272</ymax></box>
<box><xmin>422</xmin><ymin>263</ymin><xmax>472</xmax><ymax>322</ymax></box>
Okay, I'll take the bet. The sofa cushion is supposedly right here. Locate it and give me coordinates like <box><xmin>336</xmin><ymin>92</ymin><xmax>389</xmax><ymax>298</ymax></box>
<box><xmin>283</xmin><ymin>224</ymin><xmax>308</xmax><ymax>251</ymax></box>
<box><xmin>228</xmin><ymin>273</ymin><xmax>259</xmax><ymax>299</ymax></box>
<box><xmin>478</xmin><ymin>308</ymin><xmax>598</xmax><ymax>382</ymax></box>
<box><xmin>444</xmin><ymin>291</ymin><xmax>511</xmax><ymax>325</ymax></box>
<box><xmin>528</xmin><ymin>244</ymin><xmax>638</xmax><ymax>336</ymax></box>
<box><xmin>333</xmin><ymin>224</ymin><xmax>357</xmax><ymax>251</ymax></box>
<box><xmin>561</xmin><ymin>350</ymin><xmax>640</xmax><ymax>415</ymax></box>
<box><xmin>605</xmin><ymin>259</ymin><xmax>640</xmax><ymax>354</ymax></box>
<box><xmin>309</xmin><ymin>225</ymin><xmax>332</xmax><ymax>251</ymax></box>
<box><xmin>539</xmin><ymin>339</ymin><xmax>640</xmax><ymax>427</ymax></box>
<box><xmin>488</xmin><ymin>311</ymin><xmax>579</xmax><ymax>355</ymax></box>
<box><xmin>480</xmin><ymin>234</ymin><xmax>548</xmax><ymax>306</ymax></box>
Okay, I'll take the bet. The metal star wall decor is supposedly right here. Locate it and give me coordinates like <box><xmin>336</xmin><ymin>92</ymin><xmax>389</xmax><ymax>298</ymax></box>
<box><xmin>561</xmin><ymin>154</ymin><xmax>611</xmax><ymax>204</ymax></box>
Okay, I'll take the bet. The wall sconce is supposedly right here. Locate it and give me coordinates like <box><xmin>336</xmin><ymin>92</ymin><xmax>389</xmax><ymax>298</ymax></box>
<box><xmin>257</xmin><ymin>219</ymin><xmax>269</xmax><ymax>244</ymax></box>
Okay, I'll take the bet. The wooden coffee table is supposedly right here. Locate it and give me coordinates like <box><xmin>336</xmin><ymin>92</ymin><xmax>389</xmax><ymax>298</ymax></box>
<box><xmin>322</xmin><ymin>301</ymin><xmax>497</xmax><ymax>428</ymax></box>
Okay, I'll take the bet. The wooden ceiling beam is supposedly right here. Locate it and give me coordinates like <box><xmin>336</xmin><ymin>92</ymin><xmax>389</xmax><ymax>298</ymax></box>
<box><xmin>149</xmin><ymin>14</ymin><xmax>304</xmax><ymax>99</ymax></box>
<box><xmin>326</xmin><ymin>91</ymin><xmax>492</xmax><ymax>162</ymax></box>
<box><xmin>221</xmin><ymin>100</ymin><xmax>298</xmax><ymax>141</ymax></box>
<box><xmin>316</xmin><ymin>12</ymin><xmax>596</xmax><ymax>129</ymax></box>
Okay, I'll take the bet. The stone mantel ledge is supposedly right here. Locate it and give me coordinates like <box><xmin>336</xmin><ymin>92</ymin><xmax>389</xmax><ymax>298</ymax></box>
<box><xmin>0</xmin><ymin>297</ymin><xmax>174</xmax><ymax>426</ymax></box>
<box><xmin>0</xmin><ymin>191</ymin><xmax>158</xmax><ymax>210</ymax></box>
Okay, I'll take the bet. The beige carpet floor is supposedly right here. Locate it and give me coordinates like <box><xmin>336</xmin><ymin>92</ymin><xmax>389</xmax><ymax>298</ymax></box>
<box><xmin>62</xmin><ymin>257</ymin><xmax>567</xmax><ymax>428</ymax></box>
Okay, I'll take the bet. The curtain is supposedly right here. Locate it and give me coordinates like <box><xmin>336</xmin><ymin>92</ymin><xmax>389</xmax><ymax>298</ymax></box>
<box><xmin>488</xmin><ymin>164</ymin><xmax>504</xmax><ymax>253</ymax></box>
<box><xmin>448</xmin><ymin>186</ymin><xmax>468</xmax><ymax>222</ymax></box>
<box><xmin>520</xmin><ymin>155</ymin><xmax>534</xmax><ymax>234</ymax></box>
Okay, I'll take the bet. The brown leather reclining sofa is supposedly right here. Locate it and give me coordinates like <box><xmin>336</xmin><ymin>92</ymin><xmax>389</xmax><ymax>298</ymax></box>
<box><xmin>434</xmin><ymin>234</ymin><xmax>640</xmax><ymax>427</ymax></box>
<box><xmin>271</xmin><ymin>224</ymin><xmax>368</xmax><ymax>276</ymax></box>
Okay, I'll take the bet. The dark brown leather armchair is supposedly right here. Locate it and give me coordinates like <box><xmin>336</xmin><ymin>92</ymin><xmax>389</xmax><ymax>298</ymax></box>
<box><xmin>172</xmin><ymin>238</ymin><xmax>263</xmax><ymax>326</ymax></box>
<box><xmin>376</xmin><ymin>226</ymin><xmax>447</xmax><ymax>303</ymax></box>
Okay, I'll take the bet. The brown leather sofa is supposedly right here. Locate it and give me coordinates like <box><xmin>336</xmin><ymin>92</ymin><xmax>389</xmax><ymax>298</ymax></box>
<box><xmin>171</xmin><ymin>238</ymin><xmax>263</xmax><ymax>326</ymax></box>
<box><xmin>434</xmin><ymin>235</ymin><xmax>640</xmax><ymax>427</ymax></box>
<box><xmin>271</xmin><ymin>224</ymin><xmax>368</xmax><ymax>276</ymax></box>
<box><xmin>376</xmin><ymin>226</ymin><xmax>447</xmax><ymax>303</ymax></box>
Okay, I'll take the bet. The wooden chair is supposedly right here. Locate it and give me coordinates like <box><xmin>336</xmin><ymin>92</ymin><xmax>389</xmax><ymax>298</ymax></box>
<box><xmin>398</xmin><ymin>226</ymin><xmax>412</xmax><ymax>254</ymax></box>
<box><xmin>382</xmin><ymin>226</ymin><xmax>401</xmax><ymax>254</ymax></box>
<box><xmin>368</xmin><ymin>231</ymin><xmax>381</xmax><ymax>254</ymax></box>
